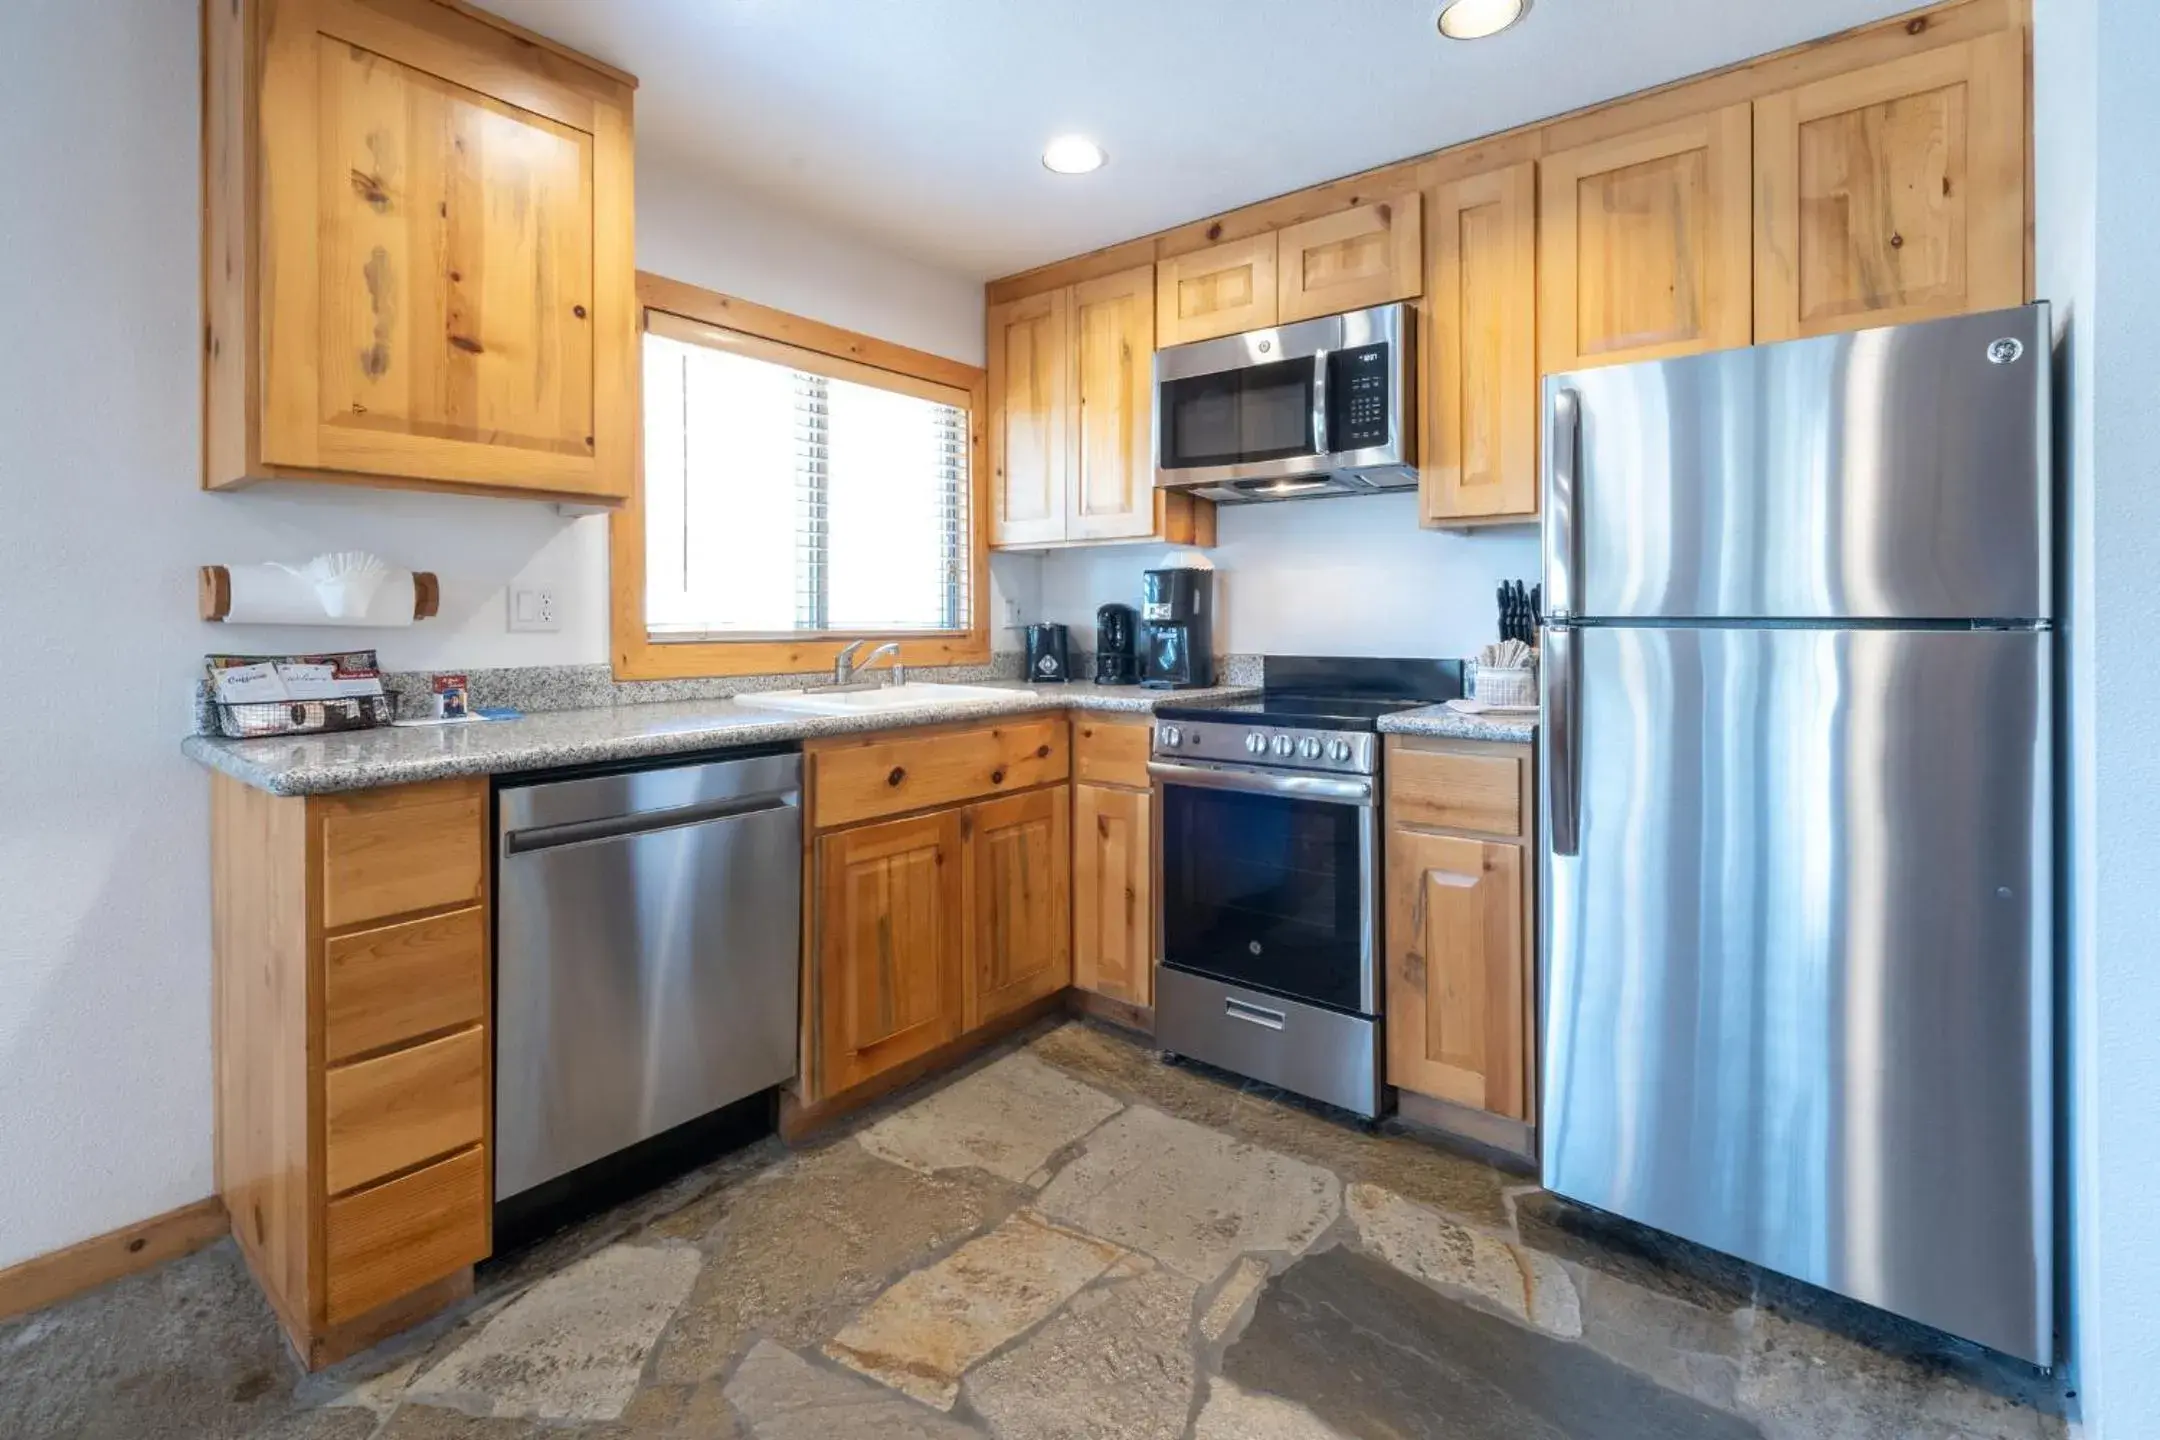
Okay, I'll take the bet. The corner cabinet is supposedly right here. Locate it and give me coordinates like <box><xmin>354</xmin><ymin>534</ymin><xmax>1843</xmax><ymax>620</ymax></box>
<box><xmin>1382</xmin><ymin>737</ymin><xmax>1538</xmax><ymax>1157</ymax></box>
<box><xmin>1752</xmin><ymin>32</ymin><xmax>2025</xmax><ymax>342</ymax></box>
<box><xmin>1537</xmin><ymin>104</ymin><xmax>1754</xmax><ymax>374</ymax></box>
<box><xmin>988</xmin><ymin>266</ymin><xmax>1215</xmax><ymax>550</ymax></box>
<box><xmin>210</xmin><ymin>774</ymin><xmax>493</xmax><ymax>1368</ymax></box>
<box><xmin>204</xmin><ymin>0</ymin><xmax>638</xmax><ymax>505</ymax></box>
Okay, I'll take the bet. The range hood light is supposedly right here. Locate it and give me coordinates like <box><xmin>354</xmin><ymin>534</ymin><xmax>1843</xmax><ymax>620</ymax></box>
<box><xmin>1437</xmin><ymin>0</ymin><xmax>1528</xmax><ymax>40</ymax></box>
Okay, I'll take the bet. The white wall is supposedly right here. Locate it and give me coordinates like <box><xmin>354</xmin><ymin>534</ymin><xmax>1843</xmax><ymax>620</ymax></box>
<box><xmin>2046</xmin><ymin>0</ymin><xmax>2160</xmax><ymax>1430</ymax></box>
<box><xmin>0</xmin><ymin>0</ymin><xmax>987</xmax><ymax>1269</ymax></box>
<box><xmin>1035</xmin><ymin>494</ymin><xmax>1539</xmax><ymax>659</ymax></box>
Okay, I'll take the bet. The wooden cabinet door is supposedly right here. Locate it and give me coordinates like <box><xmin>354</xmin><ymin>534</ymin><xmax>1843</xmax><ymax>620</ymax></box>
<box><xmin>1384</xmin><ymin>828</ymin><xmax>1530</xmax><ymax>1120</ymax></box>
<box><xmin>1539</xmin><ymin>105</ymin><xmax>1754</xmax><ymax>374</ymax></box>
<box><xmin>1066</xmin><ymin>266</ymin><xmax>1159</xmax><ymax>542</ymax></box>
<box><xmin>1072</xmin><ymin>783</ymin><xmax>1153</xmax><ymax>1008</ymax></box>
<box><xmin>963</xmin><ymin>789</ymin><xmax>1072</xmax><ymax>1028</ymax></box>
<box><xmin>255</xmin><ymin>0</ymin><xmax>628</xmax><ymax>498</ymax></box>
<box><xmin>1278</xmin><ymin>194</ymin><xmax>1423</xmax><ymax>324</ymax></box>
<box><xmin>987</xmin><ymin>289</ymin><xmax>1071</xmax><ymax>545</ymax></box>
<box><xmin>1422</xmin><ymin>163</ymin><xmax>1538</xmax><ymax>526</ymax></box>
<box><xmin>1753</xmin><ymin>33</ymin><xmax>2025</xmax><ymax>342</ymax></box>
<box><xmin>814</xmin><ymin>812</ymin><xmax>966</xmax><ymax>1097</ymax></box>
<box><xmin>1157</xmin><ymin>234</ymin><xmax>1279</xmax><ymax>346</ymax></box>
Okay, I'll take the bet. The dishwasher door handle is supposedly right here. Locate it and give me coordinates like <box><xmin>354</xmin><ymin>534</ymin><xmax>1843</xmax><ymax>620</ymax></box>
<box><xmin>502</xmin><ymin>790</ymin><xmax>798</xmax><ymax>856</ymax></box>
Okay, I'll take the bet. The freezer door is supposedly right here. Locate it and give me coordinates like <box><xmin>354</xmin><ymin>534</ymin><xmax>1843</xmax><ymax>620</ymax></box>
<box><xmin>1543</xmin><ymin>304</ymin><xmax>2051</xmax><ymax>622</ymax></box>
<box><xmin>1540</xmin><ymin>625</ymin><xmax>2052</xmax><ymax>1364</ymax></box>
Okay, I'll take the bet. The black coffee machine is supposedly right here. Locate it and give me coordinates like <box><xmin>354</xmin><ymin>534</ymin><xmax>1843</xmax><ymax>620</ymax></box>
<box><xmin>1141</xmin><ymin>567</ymin><xmax>1214</xmax><ymax>689</ymax></box>
<box><xmin>1094</xmin><ymin>604</ymin><xmax>1137</xmax><ymax>686</ymax></box>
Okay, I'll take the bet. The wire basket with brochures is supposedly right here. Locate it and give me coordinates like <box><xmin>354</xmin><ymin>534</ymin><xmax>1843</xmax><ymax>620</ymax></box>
<box><xmin>206</xmin><ymin>650</ymin><xmax>396</xmax><ymax>740</ymax></box>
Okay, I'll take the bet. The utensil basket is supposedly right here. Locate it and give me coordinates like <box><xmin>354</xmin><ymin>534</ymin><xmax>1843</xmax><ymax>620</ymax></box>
<box><xmin>1468</xmin><ymin>662</ymin><xmax>1538</xmax><ymax>709</ymax></box>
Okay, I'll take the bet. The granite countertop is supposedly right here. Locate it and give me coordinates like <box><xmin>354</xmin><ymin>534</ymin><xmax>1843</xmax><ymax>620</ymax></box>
<box><xmin>183</xmin><ymin>680</ymin><xmax>1262</xmax><ymax>796</ymax></box>
<box><xmin>1377</xmin><ymin>703</ymin><xmax>1538</xmax><ymax>745</ymax></box>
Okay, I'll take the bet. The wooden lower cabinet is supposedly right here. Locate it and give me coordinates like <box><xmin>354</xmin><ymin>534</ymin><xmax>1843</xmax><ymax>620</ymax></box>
<box><xmin>965</xmin><ymin>788</ymin><xmax>1072</xmax><ymax>1027</ymax></box>
<box><xmin>813</xmin><ymin>810</ymin><xmax>968</xmax><ymax>1097</ymax></box>
<box><xmin>1073</xmin><ymin>782</ymin><xmax>1153</xmax><ymax>1008</ymax></box>
<box><xmin>1381</xmin><ymin>736</ymin><xmax>1538</xmax><ymax>1147</ymax></box>
<box><xmin>211</xmin><ymin>774</ymin><xmax>493</xmax><ymax>1367</ymax></box>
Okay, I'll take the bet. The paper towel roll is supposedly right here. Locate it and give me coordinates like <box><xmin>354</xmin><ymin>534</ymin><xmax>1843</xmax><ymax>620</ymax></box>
<box><xmin>201</xmin><ymin>563</ymin><xmax>434</xmax><ymax>626</ymax></box>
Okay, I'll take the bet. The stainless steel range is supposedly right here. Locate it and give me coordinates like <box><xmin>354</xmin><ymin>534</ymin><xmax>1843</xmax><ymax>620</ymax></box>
<box><xmin>1148</xmin><ymin>658</ymin><xmax>1460</xmax><ymax>1117</ymax></box>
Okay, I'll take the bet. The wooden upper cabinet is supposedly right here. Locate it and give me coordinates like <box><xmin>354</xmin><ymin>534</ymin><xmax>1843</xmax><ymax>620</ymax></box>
<box><xmin>1753</xmin><ymin>33</ymin><xmax>2026</xmax><ymax>342</ymax></box>
<box><xmin>1538</xmin><ymin>104</ymin><xmax>1753</xmax><ymax>374</ymax></box>
<box><xmin>1066</xmin><ymin>266</ymin><xmax>1158</xmax><ymax>542</ymax></box>
<box><xmin>963</xmin><ymin>788</ymin><xmax>1072</xmax><ymax>1028</ymax></box>
<box><xmin>1384</xmin><ymin>828</ymin><xmax>1530</xmax><ymax>1121</ymax></box>
<box><xmin>1422</xmin><ymin>164</ymin><xmax>1538</xmax><ymax>527</ymax></box>
<box><xmin>205</xmin><ymin>0</ymin><xmax>637</xmax><ymax>504</ymax></box>
<box><xmin>813</xmin><ymin>811</ymin><xmax>966</xmax><ymax>1098</ymax></box>
<box><xmin>1157</xmin><ymin>233</ymin><xmax>1278</xmax><ymax>346</ymax></box>
<box><xmin>987</xmin><ymin>289</ymin><xmax>1071</xmax><ymax>546</ymax></box>
<box><xmin>1278</xmin><ymin>193</ymin><xmax>1423</xmax><ymax>324</ymax></box>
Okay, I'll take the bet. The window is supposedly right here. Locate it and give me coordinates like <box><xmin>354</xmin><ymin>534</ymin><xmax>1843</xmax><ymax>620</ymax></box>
<box><xmin>611</xmin><ymin>275</ymin><xmax>987</xmax><ymax>681</ymax></box>
<box><xmin>642</xmin><ymin>314</ymin><xmax>971</xmax><ymax>639</ymax></box>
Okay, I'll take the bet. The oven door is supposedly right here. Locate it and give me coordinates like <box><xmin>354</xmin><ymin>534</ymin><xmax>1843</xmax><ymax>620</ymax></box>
<box><xmin>1151</xmin><ymin>758</ymin><xmax>1378</xmax><ymax>1015</ymax></box>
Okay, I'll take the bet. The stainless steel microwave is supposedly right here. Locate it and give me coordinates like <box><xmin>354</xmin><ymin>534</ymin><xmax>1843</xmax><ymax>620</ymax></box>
<box><xmin>1152</xmin><ymin>302</ymin><xmax>1415</xmax><ymax>504</ymax></box>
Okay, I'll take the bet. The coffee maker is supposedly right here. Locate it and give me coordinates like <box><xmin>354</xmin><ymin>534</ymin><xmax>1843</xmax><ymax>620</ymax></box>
<box><xmin>1094</xmin><ymin>604</ymin><xmax>1137</xmax><ymax>686</ymax></box>
<box><xmin>1140</xmin><ymin>567</ymin><xmax>1214</xmax><ymax>689</ymax></box>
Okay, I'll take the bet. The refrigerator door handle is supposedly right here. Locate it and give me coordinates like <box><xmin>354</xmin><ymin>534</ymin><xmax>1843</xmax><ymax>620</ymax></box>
<box><xmin>1547</xmin><ymin>387</ymin><xmax>1582</xmax><ymax>621</ymax></box>
<box><xmin>1546</xmin><ymin>623</ymin><xmax>1582</xmax><ymax>857</ymax></box>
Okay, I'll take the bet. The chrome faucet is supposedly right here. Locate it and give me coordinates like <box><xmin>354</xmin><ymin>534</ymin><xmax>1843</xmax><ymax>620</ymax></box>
<box><xmin>831</xmin><ymin>640</ymin><xmax>905</xmax><ymax>687</ymax></box>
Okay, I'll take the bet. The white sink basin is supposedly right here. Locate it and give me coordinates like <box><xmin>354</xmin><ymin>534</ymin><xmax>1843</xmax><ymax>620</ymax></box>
<box><xmin>746</xmin><ymin>681</ymin><xmax>1019</xmax><ymax>716</ymax></box>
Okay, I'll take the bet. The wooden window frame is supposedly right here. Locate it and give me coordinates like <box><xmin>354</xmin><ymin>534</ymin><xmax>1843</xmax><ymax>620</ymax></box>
<box><xmin>611</xmin><ymin>272</ymin><xmax>991</xmax><ymax>681</ymax></box>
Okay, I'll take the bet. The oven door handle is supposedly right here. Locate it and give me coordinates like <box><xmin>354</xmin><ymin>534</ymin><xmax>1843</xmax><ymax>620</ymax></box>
<box><xmin>1148</xmin><ymin>759</ymin><xmax>1374</xmax><ymax>805</ymax></box>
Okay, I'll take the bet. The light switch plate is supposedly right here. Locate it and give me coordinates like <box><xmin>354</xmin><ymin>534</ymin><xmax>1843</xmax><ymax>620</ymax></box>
<box><xmin>509</xmin><ymin>587</ymin><xmax>560</xmax><ymax>633</ymax></box>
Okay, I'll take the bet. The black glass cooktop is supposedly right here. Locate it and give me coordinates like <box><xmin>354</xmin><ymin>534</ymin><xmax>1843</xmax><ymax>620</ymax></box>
<box><xmin>1152</xmin><ymin>656</ymin><xmax>1467</xmax><ymax>733</ymax></box>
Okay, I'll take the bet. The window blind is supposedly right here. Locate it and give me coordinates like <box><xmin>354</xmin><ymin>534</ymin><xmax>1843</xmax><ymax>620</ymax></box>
<box><xmin>642</xmin><ymin>312</ymin><xmax>972</xmax><ymax>641</ymax></box>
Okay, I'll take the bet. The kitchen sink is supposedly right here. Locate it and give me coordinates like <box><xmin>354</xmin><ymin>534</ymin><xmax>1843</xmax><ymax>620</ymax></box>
<box><xmin>745</xmin><ymin>681</ymin><xmax>1020</xmax><ymax>716</ymax></box>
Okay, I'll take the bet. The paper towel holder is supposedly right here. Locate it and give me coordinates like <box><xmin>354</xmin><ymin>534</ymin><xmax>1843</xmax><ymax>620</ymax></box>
<box><xmin>199</xmin><ymin>565</ymin><xmax>440</xmax><ymax>622</ymax></box>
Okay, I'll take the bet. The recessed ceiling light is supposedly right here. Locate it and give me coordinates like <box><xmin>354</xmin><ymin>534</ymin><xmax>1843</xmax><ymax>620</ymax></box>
<box><xmin>1042</xmin><ymin>136</ymin><xmax>1107</xmax><ymax>175</ymax></box>
<box><xmin>1437</xmin><ymin>0</ymin><xmax>1528</xmax><ymax>40</ymax></box>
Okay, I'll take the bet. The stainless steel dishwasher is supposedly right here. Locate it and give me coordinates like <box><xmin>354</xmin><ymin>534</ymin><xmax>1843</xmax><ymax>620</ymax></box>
<box><xmin>495</xmin><ymin>751</ymin><xmax>801</xmax><ymax>1205</ymax></box>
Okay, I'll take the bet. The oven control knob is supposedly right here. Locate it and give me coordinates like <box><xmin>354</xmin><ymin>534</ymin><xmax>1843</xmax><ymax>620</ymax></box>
<box><xmin>1298</xmin><ymin>736</ymin><xmax>1323</xmax><ymax>760</ymax></box>
<box><xmin>1158</xmin><ymin>724</ymin><xmax>1181</xmax><ymax>749</ymax></box>
<box><xmin>1328</xmin><ymin>738</ymin><xmax>1353</xmax><ymax>763</ymax></box>
<box><xmin>1271</xmin><ymin>734</ymin><xmax>1295</xmax><ymax>758</ymax></box>
<box><xmin>1245</xmin><ymin>732</ymin><xmax>1268</xmax><ymax>754</ymax></box>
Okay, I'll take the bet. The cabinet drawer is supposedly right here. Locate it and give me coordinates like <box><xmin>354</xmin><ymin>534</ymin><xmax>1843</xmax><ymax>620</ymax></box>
<box><xmin>1072</xmin><ymin>717</ymin><xmax>1152</xmax><ymax>790</ymax></box>
<box><xmin>324</xmin><ymin>1028</ymin><xmax>486</xmax><ymax>1196</ymax></box>
<box><xmin>324</xmin><ymin>1145</ymin><xmax>489</xmax><ymax>1325</ymax></box>
<box><xmin>1387</xmin><ymin>744</ymin><xmax>1524</xmax><ymax>837</ymax></box>
<box><xmin>809</xmin><ymin>718</ymin><xmax>1069</xmax><ymax>830</ymax></box>
<box><xmin>318</xmin><ymin>779</ymin><xmax>486</xmax><ymax>932</ymax></box>
<box><xmin>323</xmin><ymin>907</ymin><xmax>487</xmax><ymax>1064</ymax></box>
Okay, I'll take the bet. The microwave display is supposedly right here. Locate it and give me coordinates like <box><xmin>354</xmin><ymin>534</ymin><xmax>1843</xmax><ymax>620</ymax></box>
<box><xmin>1327</xmin><ymin>344</ymin><xmax>1391</xmax><ymax>452</ymax></box>
<box><xmin>1160</xmin><ymin>355</ymin><xmax>1317</xmax><ymax>471</ymax></box>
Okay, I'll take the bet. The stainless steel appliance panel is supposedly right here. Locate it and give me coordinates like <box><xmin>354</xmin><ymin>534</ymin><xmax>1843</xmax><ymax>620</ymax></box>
<box><xmin>1540</xmin><ymin>625</ymin><xmax>2052</xmax><ymax>1363</ymax></box>
<box><xmin>1155</xmin><ymin>966</ymin><xmax>1384</xmax><ymax>1119</ymax></box>
<box><xmin>496</xmin><ymin>753</ymin><xmax>802</xmax><ymax>1200</ymax></box>
<box><xmin>1544</xmin><ymin>304</ymin><xmax>2051</xmax><ymax>623</ymax></box>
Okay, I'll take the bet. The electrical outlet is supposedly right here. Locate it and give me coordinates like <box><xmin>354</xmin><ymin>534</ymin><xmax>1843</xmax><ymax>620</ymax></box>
<box><xmin>509</xmin><ymin>586</ymin><xmax>561</xmax><ymax>633</ymax></box>
<box><xmin>1001</xmin><ymin>597</ymin><xmax>1025</xmax><ymax>629</ymax></box>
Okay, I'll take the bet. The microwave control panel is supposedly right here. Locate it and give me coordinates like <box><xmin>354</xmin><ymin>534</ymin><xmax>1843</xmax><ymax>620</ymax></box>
<box><xmin>1327</xmin><ymin>344</ymin><xmax>1392</xmax><ymax>452</ymax></box>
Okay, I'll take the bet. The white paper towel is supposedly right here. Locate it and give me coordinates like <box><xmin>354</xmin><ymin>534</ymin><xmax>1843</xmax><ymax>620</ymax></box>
<box><xmin>222</xmin><ymin>563</ymin><xmax>420</xmax><ymax>627</ymax></box>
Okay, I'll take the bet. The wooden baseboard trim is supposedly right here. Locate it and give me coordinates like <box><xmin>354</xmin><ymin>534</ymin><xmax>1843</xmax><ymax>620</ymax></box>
<box><xmin>303</xmin><ymin>1267</ymin><xmax>472</xmax><ymax>1371</ymax></box>
<box><xmin>0</xmin><ymin>1196</ymin><xmax>229</xmax><ymax>1323</ymax></box>
<box><xmin>1394</xmin><ymin>1090</ymin><xmax>1539</xmax><ymax>1173</ymax></box>
<box><xmin>780</xmin><ymin>993</ymin><xmax>1067</xmax><ymax>1143</ymax></box>
<box><xmin>1065</xmin><ymin>988</ymin><xmax>1154</xmax><ymax>1037</ymax></box>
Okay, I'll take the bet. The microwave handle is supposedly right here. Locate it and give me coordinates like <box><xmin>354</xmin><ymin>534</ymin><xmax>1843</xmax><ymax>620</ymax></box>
<box><xmin>1309</xmin><ymin>351</ymin><xmax>1330</xmax><ymax>456</ymax></box>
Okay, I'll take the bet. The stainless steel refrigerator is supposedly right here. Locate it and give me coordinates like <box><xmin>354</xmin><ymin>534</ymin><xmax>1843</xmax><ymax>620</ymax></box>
<box><xmin>1539</xmin><ymin>304</ymin><xmax>2054</xmax><ymax>1365</ymax></box>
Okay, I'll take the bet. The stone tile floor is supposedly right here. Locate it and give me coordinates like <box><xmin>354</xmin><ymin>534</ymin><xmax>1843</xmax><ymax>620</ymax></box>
<box><xmin>0</xmin><ymin>1020</ymin><xmax>2072</xmax><ymax>1440</ymax></box>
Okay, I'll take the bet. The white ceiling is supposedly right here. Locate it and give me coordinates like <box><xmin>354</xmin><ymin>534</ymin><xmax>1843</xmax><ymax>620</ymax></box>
<box><xmin>478</xmin><ymin>0</ymin><xmax>1918</xmax><ymax>281</ymax></box>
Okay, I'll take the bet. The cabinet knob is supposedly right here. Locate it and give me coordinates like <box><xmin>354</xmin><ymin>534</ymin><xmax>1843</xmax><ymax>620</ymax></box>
<box><xmin>573</xmin><ymin>304</ymin><xmax>588</xmax><ymax>318</ymax></box>
<box><xmin>1036</xmin><ymin>744</ymin><xmax>1051</xmax><ymax>758</ymax></box>
<box><xmin>990</xmin><ymin>767</ymin><xmax>1007</xmax><ymax>785</ymax></box>
<box><xmin>887</xmin><ymin>766</ymin><xmax>906</xmax><ymax>787</ymax></box>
